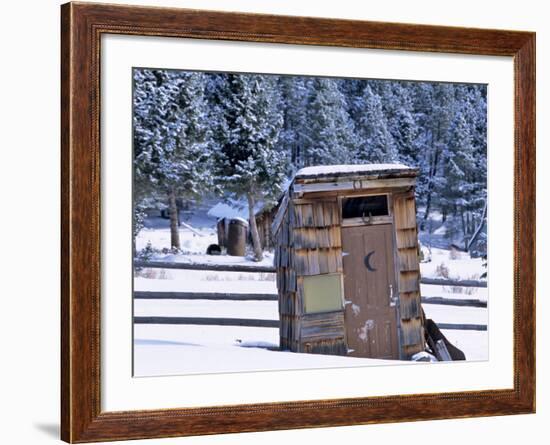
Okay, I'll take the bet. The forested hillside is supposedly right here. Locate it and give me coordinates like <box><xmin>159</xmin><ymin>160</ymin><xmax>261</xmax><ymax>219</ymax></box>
<box><xmin>133</xmin><ymin>69</ymin><xmax>487</xmax><ymax>257</ymax></box>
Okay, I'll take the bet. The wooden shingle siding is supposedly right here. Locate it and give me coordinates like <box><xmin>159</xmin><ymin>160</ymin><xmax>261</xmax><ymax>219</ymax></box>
<box><xmin>294</xmin><ymin>248</ymin><xmax>344</xmax><ymax>276</ymax></box>
<box><xmin>293</xmin><ymin>201</ymin><xmax>339</xmax><ymax>228</ymax></box>
<box><xmin>275</xmin><ymin>200</ymin><xmax>298</xmax><ymax>350</ymax></box>
<box><xmin>398</xmin><ymin>270</ymin><xmax>420</xmax><ymax>293</ymax></box>
<box><xmin>395</xmin><ymin>228</ymin><xmax>418</xmax><ymax>249</ymax></box>
<box><xmin>393</xmin><ymin>191</ymin><xmax>424</xmax><ymax>357</ymax></box>
<box><xmin>393</xmin><ymin>195</ymin><xmax>417</xmax><ymax>230</ymax></box>
<box><xmin>399</xmin><ymin>292</ymin><xmax>422</xmax><ymax>319</ymax></box>
<box><xmin>277</xmin><ymin>198</ymin><xmax>347</xmax><ymax>354</ymax></box>
<box><xmin>397</xmin><ymin>247</ymin><xmax>421</xmax><ymax>271</ymax></box>
<box><xmin>401</xmin><ymin>318</ymin><xmax>424</xmax><ymax>346</ymax></box>
<box><xmin>293</xmin><ymin>226</ymin><xmax>342</xmax><ymax>249</ymax></box>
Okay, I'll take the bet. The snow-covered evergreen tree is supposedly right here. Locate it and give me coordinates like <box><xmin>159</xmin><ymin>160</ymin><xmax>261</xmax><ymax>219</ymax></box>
<box><xmin>133</xmin><ymin>69</ymin><xmax>488</xmax><ymax>258</ymax></box>
<box><xmin>384</xmin><ymin>82</ymin><xmax>421</xmax><ymax>166</ymax></box>
<box><xmin>133</xmin><ymin>69</ymin><xmax>213</xmax><ymax>250</ymax></box>
<box><xmin>277</xmin><ymin>76</ymin><xmax>312</xmax><ymax>172</ymax></box>
<box><xmin>354</xmin><ymin>85</ymin><xmax>398</xmax><ymax>163</ymax></box>
<box><xmin>213</xmin><ymin>74</ymin><xmax>287</xmax><ymax>261</ymax></box>
<box><xmin>414</xmin><ymin>83</ymin><xmax>456</xmax><ymax>227</ymax></box>
<box><xmin>302</xmin><ymin>78</ymin><xmax>357</xmax><ymax>166</ymax></box>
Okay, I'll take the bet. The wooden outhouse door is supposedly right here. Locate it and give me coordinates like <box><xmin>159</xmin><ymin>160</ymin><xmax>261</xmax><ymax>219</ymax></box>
<box><xmin>342</xmin><ymin>224</ymin><xmax>399</xmax><ymax>359</ymax></box>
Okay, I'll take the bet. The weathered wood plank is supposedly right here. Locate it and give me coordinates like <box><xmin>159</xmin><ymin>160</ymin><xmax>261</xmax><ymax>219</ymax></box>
<box><xmin>294</xmin><ymin>250</ymin><xmax>308</xmax><ymax>275</ymax></box>
<box><xmin>136</xmin><ymin>261</ymin><xmax>487</xmax><ymax>288</ymax></box>
<box><xmin>422</xmin><ymin>296</ymin><xmax>487</xmax><ymax>308</ymax></box>
<box><xmin>393</xmin><ymin>193</ymin><xmax>417</xmax><ymax>230</ymax></box>
<box><xmin>134</xmin><ymin>317</ymin><xmax>279</xmax><ymax>328</ymax></box>
<box><xmin>293</xmin><ymin>228</ymin><xmax>332</xmax><ymax>249</ymax></box>
<box><xmin>327</xmin><ymin>249</ymin><xmax>338</xmax><ymax>273</ymax></box>
<box><xmin>395</xmin><ymin>228</ymin><xmax>417</xmax><ymax>249</ymax></box>
<box><xmin>398</xmin><ymin>270</ymin><xmax>420</xmax><ymax>293</ymax></box>
<box><xmin>271</xmin><ymin>191</ymin><xmax>289</xmax><ymax>235</ymax></box>
<box><xmin>133</xmin><ymin>291</ymin><xmax>278</xmax><ymax>301</ymax></box>
<box><xmin>329</xmin><ymin>226</ymin><xmax>342</xmax><ymax>247</ymax></box>
<box><xmin>314</xmin><ymin>202</ymin><xmax>325</xmax><ymax>227</ymax></box>
<box><xmin>134</xmin><ymin>261</ymin><xmax>275</xmax><ymax>273</ymax></box>
<box><xmin>420</xmin><ymin>277</ymin><xmax>487</xmax><ymax>288</ymax></box>
<box><xmin>293</xmin><ymin>177</ymin><xmax>415</xmax><ymax>194</ymax></box>
<box><xmin>318</xmin><ymin>249</ymin><xmax>330</xmax><ymax>274</ymax></box>
<box><xmin>399</xmin><ymin>292</ymin><xmax>422</xmax><ymax>319</ymax></box>
<box><xmin>300</xmin><ymin>311</ymin><xmax>346</xmax><ymax>341</ymax></box>
<box><xmin>400</xmin><ymin>317</ymin><xmax>423</xmax><ymax>346</ymax></box>
<box><xmin>397</xmin><ymin>247</ymin><xmax>420</xmax><ymax>272</ymax></box>
<box><xmin>307</xmin><ymin>249</ymin><xmax>321</xmax><ymax>275</ymax></box>
<box><xmin>134</xmin><ymin>291</ymin><xmax>486</xmax><ymax>307</ymax></box>
<box><xmin>438</xmin><ymin>323</ymin><xmax>488</xmax><ymax>331</ymax></box>
<box><xmin>295</xmin><ymin>203</ymin><xmax>315</xmax><ymax>227</ymax></box>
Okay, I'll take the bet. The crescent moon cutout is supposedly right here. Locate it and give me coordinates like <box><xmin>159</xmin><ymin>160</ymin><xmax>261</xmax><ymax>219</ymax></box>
<box><xmin>364</xmin><ymin>251</ymin><xmax>376</xmax><ymax>272</ymax></box>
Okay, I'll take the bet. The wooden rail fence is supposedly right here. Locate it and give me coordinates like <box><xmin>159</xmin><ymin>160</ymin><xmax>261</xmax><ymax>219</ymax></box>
<box><xmin>134</xmin><ymin>316</ymin><xmax>279</xmax><ymax>328</ymax></box>
<box><xmin>134</xmin><ymin>291</ymin><xmax>487</xmax><ymax>308</ymax></box>
<box><xmin>134</xmin><ymin>261</ymin><xmax>488</xmax><ymax>331</ymax></box>
<box><xmin>134</xmin><ymin>260</ymin><xmax>276</xmax><ymax>273</ymax></box>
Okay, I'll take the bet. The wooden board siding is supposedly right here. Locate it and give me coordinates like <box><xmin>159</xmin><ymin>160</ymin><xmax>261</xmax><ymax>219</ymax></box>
<box><xmin>276</xmin><ymin>199</ymin><xmax>347</xmax><ymax>355</ymax></box>
<box><xmin>293</xmin><ymin>177</ymin><xmax>416</xmax><ymax>194</ymax></box>
<box><xmin>393</xmin><ymin>191</ymin><xmax>425</xmax><ymax>358</ymax></box>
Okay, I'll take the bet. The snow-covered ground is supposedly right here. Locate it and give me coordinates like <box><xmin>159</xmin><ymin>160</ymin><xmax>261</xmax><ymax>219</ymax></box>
<box><xmin>134</xmin><ymin>201</ymin><xmax>488</xmax><ymax>377</ymax></box>
<box><xmin>134</xmin><ymin>324</ymin><xmax>397</xmax><ymax>376</ymax></box>
<box><xmin>133</xmin><ymin>295</ymin><xmax>488</xmax><ymax>376</ymax></box>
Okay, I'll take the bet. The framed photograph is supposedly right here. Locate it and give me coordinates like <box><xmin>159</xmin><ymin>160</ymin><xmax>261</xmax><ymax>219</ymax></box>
<box><xmin>61</xmin><ymin>2</ymin><xmax>535</xmax><ymax>442</ymax></box>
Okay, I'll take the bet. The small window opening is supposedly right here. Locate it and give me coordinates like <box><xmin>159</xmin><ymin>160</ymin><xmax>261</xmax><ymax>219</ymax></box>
<box><xmin>342</xmin><ymin>195</ymin><xmax>388</xmax><ymax>219</ymax></box>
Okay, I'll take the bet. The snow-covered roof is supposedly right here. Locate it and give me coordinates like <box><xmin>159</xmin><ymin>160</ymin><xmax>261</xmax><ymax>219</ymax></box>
<box><xmin>295</xmin><ymin>164</ymin><xmax>415</xmax><ymax>180</ymax></box>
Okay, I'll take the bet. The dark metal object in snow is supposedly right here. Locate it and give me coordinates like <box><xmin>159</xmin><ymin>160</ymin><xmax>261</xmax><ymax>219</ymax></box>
<box><xmin>206</xmin><ymin>244</ymin><xmax>222</xmax><ymax>255</ymax></box>
<box><xmin>227</xmin><ymin>218</ymin><xmax>248</xmax><ymax>256</ymax></box>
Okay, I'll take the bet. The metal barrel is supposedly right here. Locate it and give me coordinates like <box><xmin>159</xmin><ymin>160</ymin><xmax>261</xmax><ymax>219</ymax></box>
<box><xmin>226</xmin><ymin>218</ymin><xmax>248</xmax><ymax>256</ymax></box>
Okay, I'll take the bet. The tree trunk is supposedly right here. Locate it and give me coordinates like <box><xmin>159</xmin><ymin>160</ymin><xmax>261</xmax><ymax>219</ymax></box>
<box><xmin>421</xmin><ymin>130</ymin><xmax>440</xmax><ymax>228</ymax></box>
<box><xmin>459</xmin><ymin>207</ymin><xmax>468</xmax><ymax>251</ymax></box>
<box><xmin>168</xmin><ymin>189</ymin><xmax>180</xmax><ymax>251</ymax></box>
<box><xmin>247</xmin><ymin>192</ymin><xmax>263</xmax><ymax>262</ymax></box>
<box><xmin>421</xmin><ymin>192</ymin><xmax>432</xmax><ymax>230</ymax></box>
<box><xmin>466</xmin><ymin>199</ymin><xmax>487</xmax><ymax>252</ymax></box>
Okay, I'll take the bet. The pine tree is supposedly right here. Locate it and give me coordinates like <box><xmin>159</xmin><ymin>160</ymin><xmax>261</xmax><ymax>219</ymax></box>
<box><xmin>213</xmin><ymin>74</ymin><xmax>287</xmax><ymax>261</ymax></box>
<box><xmin>383</xmin><ymin>82</ymin><xmax>420</xmax><ymax>165</ymax></box>
<box><xmin>303</xmin><ymin>78</ymin><xmax>357</xmax><ymax>166</ymax></box>
<box><xmin>440</xmin><ymin>108</ymin><xmax>477</xmax><ymax>248</ymax></box>
<box><xmin>133</xmin><ymin>69</ymin><xmax>213</xmax><ymax>250</ymax></box>
<box><xmin>277</xmin><ymin>76</ymin><xmax>312</xmax><ymax>172</ymax></box>
<box><xmin>414</xmin><ymin>83</ymin><xmax>456</xmax><ymax>227</ymax></box>
<box><xmin>354</xmin><ymin>85</ymin><xmax>398</xmax><ymax>163</ymax></box>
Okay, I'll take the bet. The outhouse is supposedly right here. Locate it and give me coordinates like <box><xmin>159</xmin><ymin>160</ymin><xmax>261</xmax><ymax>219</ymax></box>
<box><xmin>272</xmin><ymin>164</ymin><xmax>425</xmax><ymax>360</ymax></box>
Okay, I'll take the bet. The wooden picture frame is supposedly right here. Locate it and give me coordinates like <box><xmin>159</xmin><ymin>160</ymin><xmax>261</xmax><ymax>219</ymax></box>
<box><xmin>61</xmin><ymin>2</ymin><xmax>535</xmax><ymax>442</ymax></box>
